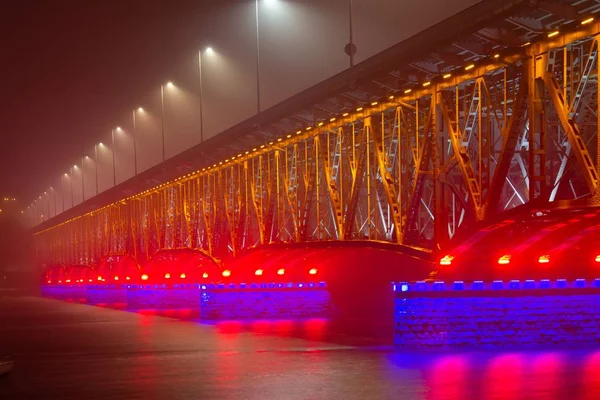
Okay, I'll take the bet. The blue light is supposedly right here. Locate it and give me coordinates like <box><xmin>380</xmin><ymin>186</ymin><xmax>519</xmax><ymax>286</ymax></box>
<box><xmin>433</xmin><ymin>281</ymin><xmax>445</xmax><ymax>291</ymax></box>
<box><xmin>556</xmin><ymin>279</ymin><xmax>568</xmax><ymax>288</ymax></box>
<box><xmin>540</xmin><ymin>279</ymin><xmax>551</xmax><ymax>289</ymax></box>
<box><xmin>401</xmin><ymin>284</ymin><xmax>409</xmax><ymax>292</ymax></box>
<box><xmin>492</xmin><ymin>280</ymin><xmax>504</xmax><ymax>290</ymax></box>
<box><xmin>508</xmin><ymin>280</ymin><xmax>520</xmax><ymax>289</ymax></box>
<box><xmin>472</xmin><ymin>281</ymin><xmax>484</xmax><ymax>290</ymax></box>
<box><xmin>453</xmin><ymin>281</ymin><xmax>465</xmax><ymax>290</ymax></box>
<box><xmin>524</xmin><ymin>280</ymin><xmax>535</xmax><ymax>289</ymax></box>
<box><xmin>575</xmin><ymin>279</ymin><xmax>586</xmax><ymax>288</ymax></box>
<box><xmin>201</xmin><ymin>285</ymin><xmax>207</xmax><ymax>290</ymax></box>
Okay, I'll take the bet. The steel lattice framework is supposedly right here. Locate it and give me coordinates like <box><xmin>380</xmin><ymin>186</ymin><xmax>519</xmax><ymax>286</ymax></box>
<box><xmin>34</xmin><ymin>0</ymin><xmax>600</xmax><ymax>265</ymax></box>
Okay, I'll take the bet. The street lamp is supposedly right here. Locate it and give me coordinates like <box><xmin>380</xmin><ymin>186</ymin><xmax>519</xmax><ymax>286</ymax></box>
<box><xmin>198</xmin><ymin>48</ymin><xmax>213</xmax><ymax>143</ymax></box>
<box><xmin>111</xmin><ymin>128</ymin><xmax>117</xmax><ymax>187</ymax></box>
<box><xmin>160</xmin><ymin>83</ymin><xmax>173</xmax><ymax>162</ymax></box>
<box><xmin>94</xmin><ymin>143</ymin><xmax>101</xmax><ymax>195</ymax></box>
<box><xmin>132</xmin><ymin>108</ymin><xmax>142</xmax><ymax>176</ymax></box>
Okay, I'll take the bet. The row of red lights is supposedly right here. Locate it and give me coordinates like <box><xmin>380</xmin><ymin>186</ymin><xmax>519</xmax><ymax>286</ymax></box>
<box><xmin>440</xmin><ymin>254</ymin><xmax>600</xmax><ymax>266</ymax></box>
<box><xmin>48</xmin><ymin>268</ymin><xmax>319</xmax><ymax>284</ymax></box>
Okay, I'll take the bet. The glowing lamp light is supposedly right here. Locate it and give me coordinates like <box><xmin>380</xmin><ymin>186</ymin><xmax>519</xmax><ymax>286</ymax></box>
<box><xmin>202</xmin><ymin>272</ymin><xmax>209</xmax><ymax>279</ymax></box>
<box><xmin>126</xmin><ymin>276</ymin><xmax>130</xmax><ymax>280</ymax></box>
<box><xmin>58</xmin><ymin>280</ymin><xmax>62</xmax><ymax>284</ymax></box>
<box><xmin>141</xmin><ymin>274</ymin><xmax>149</xmax><ymax>281</ymax></box>
<box><xmin>440</xmin><ymin>255</ymin><xmax>454</xmax><ymax>266</ymax></box>
<box><xmin>180</xmin><ymin>273</ymin><xmax>186</xmax><ymax>279</ymax></box>
<box><xmin>222</xmin><ymin>270</ymin><xmax>231</xmax><ymax>277</ymax></box>
<box><xmin>255</xmin><ymin>269</ymin><xmax>264</xmax><ymax>276</ymax></box>
<box><xmin>88</xmin><ymin>279</ymin><xmax>92</xmax><ymax>282</ymax></box>
<box><xmin>66</xmin><ymin>279</ymin><xmax>71</xmax><ymax>283</ymax></box>
<box><xmin>498</xmin><ymin>255</ymin><xmax>511</xmax><ymax>265</ymax></box>
<box><xmin>97</xmin><ymin>276</ymin><xmax>102</xmax><ymax>281</ymax></box>
<box><xmin>309</xmin><ymin>268</ymin><xmax>318</xmax><ymax>275</ymax></box>
<box><xmin>165</xmin><ymin>273</ymin><xmax>171</xmax><ymax>279</ymax></box>
<box><xmin>47</xmin><ymin>280</ymin><xmax>51</xmax><ymax>284</ymax></box>
<box><xmin>538</xmin><ymin>255</ymin><xmax>550</xmax><ymax>264</ymax></box>
<box><xmin>582</xmin><ymin>17</ymin><xmax>595</xmax><ymax>25</ymax></box>
<box><xmin>114</xmin><ymin>276</ymin><xmax>119</xmax><ymax>281</ymax></box>
<box><xmin>277</xmin><ymin>268</ymin><xmax>285</xmax><ymax>276</ymax></box>
<box><xmin>595</xmin><ymin>255</ymin><xmax>600</xmax><ymax>263</ymax></box>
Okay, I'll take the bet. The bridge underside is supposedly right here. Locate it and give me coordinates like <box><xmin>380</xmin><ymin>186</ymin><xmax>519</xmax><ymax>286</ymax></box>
<box><xmin>33</xmin><ymin>0</ymin><xmax>600</xmax><ymax>277</ymax></box>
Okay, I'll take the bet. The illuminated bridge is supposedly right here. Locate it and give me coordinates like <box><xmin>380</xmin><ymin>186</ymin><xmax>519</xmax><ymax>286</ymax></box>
<box><xmin>30</xmin><ymin>0</ymin><xmax>600</xmax><ymax>344</ymax></box>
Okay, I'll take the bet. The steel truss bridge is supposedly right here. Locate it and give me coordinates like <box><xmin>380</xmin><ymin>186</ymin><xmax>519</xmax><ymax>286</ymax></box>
<box><xmin>33</xmin><ymin>0</ymin><xmax>600</xmax><ymax>267</ymax></box>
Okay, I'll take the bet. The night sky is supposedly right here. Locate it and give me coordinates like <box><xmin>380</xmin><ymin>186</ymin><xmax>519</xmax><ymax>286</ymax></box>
<box><xmin>0</xmin><ymin>0</ymin><xmax>211</xmax><ymax>202</ymax></box>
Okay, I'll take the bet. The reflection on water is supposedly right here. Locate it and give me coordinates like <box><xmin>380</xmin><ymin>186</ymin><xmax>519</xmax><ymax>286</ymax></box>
<box><xmin>18</xmin><ymin>296</ymin><xmax>600</xmax><ymax>399</ymax></box>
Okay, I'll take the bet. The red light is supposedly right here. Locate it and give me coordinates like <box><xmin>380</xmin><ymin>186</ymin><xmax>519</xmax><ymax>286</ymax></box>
<box><xmin>97</xmin><ymin>276</ymin><xmax>102</xmax><ymax>281</ymax></box>
<box><xmin>141</xmin><ymin>274</ymin><xmax>149</xmax><ymax>281</ymax></box>
<box><xmin>114</xmin><ymin>276</ymin><xmax>119</xmax><ymax>281</ymax></box>
<box><xmin>222</xmin><ymin>270</ymin><xmax>231</xmax><ymax>277</ymax></box>
<box><xmin>88</xmin><ymin>279</ymin><xmax>92</xmax><ymax>282</ymax></box>
<box><xmin>180</xmin><ymin>273</ymin><xmax>186</xmax><ymax>279</ymax></box>
<box><xmin>202</xmin><ymin>272</ymin><xmax>209</xmax><ymax>279</ymax></box>
<box><xmin>66</xmin><ymin>279</ymin><xmax>71</xmax><ymax>283</ymax></box>
<box><xmin>165</xmin><ymin>273</ymin><xmax>171</xmax><ymax>279</ymax></box>
<box><xmin>498</xmin><ymin>255</ymin><xmax>511</xmax><ymax>265</ymax></box>
<box><xmin>309</xmin><ymin>268</ymin><xmax>317</xmax><ymax>275</ymax></box>
<box><xmin>126</xmin><ymin>276</ymin><xmax>130</xmax><ymax>280</ymax></box>
<box><xmin>595</xmin><ymin>255</ymin><xmax>600</xmax><ymax>263</ymax></box>
<box><xmin>538</xmin><ymin>255</ymin><xmax>550</xmax><ymax>264</ymax></box>
<box><xmin>255</xmin><ymin>269</ymin><xmax>263</xmax><ymax>276</ymax></box>
<box><xmin>277</xmin><ymin>268</ymin><xmax>285</xmax><ymax>275</ymax></box>
<box><xmin>440</xmin><ymin>255</ymin><xmax>454</xmax><ymax>266</ymax></box>
<box><xmin>47</xmin><ymin>280</ymin><xmax>51</xmax><ymax>284</ymax></box>
<box><xmin>58</xmin><ymin>280</ymin><xmax>62</xmax><ymax>283</ymax></box>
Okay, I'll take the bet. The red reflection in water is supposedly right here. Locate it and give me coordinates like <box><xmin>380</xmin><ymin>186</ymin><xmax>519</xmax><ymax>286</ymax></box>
<box><xmin>530</xmin><ymin>352</ymin><xmax>565</xmax><ymax>400</ymax></box>
<box><xmin>484</xmin><ymin>353</ymin><xmax>524</xmax><ymax>400</ymax></box>
<box><xmin>427</xmin><ymin>355</ymin><xmax>470</xmax><ymax>400</ymax></box>
<box><xmin>302</xmin><ymin>318</ymin><xmax>328</xmax><ymax>342</ymax></box>
<box><xmin>582</xmin><ymin>352</ymin><xmax>600</xmax><ymax>400</ymax></box>
<box><xmin>215</xmin><ymin>320</ymin><xmax>244</xmax><ymax>334</ymax></box>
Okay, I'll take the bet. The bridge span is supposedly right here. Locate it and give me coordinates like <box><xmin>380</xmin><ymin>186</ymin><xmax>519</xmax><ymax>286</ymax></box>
<box><xmin>32</xmin><ymin>0</ymin><xmax>600</xmax><ymax>288</ymax></box>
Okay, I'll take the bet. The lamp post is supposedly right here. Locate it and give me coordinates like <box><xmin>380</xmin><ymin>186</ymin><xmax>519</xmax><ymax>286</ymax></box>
<box><xmin>133</xmin><ymin>109</ymin><xmax>141</xmax><ymax>175</ymax></box>
<box><xmin>94</xmin><ymin>144</ymin><xmax>100</xmax><ymax>195</ymax></box>
<box><xmin>160</xmin><ymin>84</ymin><xmax>171</xmax><ymax>162</ymax></box>
<box><xmin>78</xmin><ymin>158</ymin><xmax>85</xmax><ymax>202</ymax></box>
<box><xmin>111</xmin><ymin>128</ymin><xmax>117</xmax><ymax>187</ymax></box>
<box><xmin>198</xmin><ymin>48</ymin><xmax>213</xmax><ymax>143</ymax></box>
<box><xmin>255</xmin><ymin>0</ymin><xmax>261</xmax><ymax>113</ymax></box>
<box><xmin>69</xmin><ymin>167</ymin><xmax>74</xmax><ymax>207</ymax></box>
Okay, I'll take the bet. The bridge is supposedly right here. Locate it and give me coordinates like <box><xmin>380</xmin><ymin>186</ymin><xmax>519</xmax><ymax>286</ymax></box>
<box><xmin>30</xmin><ymin>0</ymin><xmax>600</xmax><ymax>305</ymax></box>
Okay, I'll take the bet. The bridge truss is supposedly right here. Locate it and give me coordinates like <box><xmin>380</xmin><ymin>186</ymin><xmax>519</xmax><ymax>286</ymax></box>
<box><xmin>34</xmin><ymin>0</ymin><xmax>600</xmax><ymax>265</ymax></box>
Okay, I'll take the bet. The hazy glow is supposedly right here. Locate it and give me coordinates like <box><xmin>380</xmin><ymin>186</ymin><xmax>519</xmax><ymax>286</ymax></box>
<box><xmin>116</xmin><ymin>126</ymin><xmax>122</xmax><ymax>131</ymax></box>
<box><xmin>205</xmin><ymin>46</ymin><xmax>214</xmax><ymax>54</ymax></box>
<box><xmin>166</xmin><ymin>81</ymin><xmax>174</xmax><ymax>88</ymax></box>
<box><xmin>137</xmin><ymin>107</ymin><xmax>144</xmax><ymax>112</ymax></box>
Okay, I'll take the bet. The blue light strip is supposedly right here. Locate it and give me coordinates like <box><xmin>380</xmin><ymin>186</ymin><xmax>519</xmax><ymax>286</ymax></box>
<box><xmin>45</xmin><ymin>281</ymin><xmax>328</xmax><ymax>291</ymax></box>
<box><xmin>393</xmin><ymin>278</ymin><xmax>600</xmax><ymax>292</ymax></box>
<box><xmin>126</xmin><ymin>282</ymin><xmax>327</xmax><ymax>290</ymax></box>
